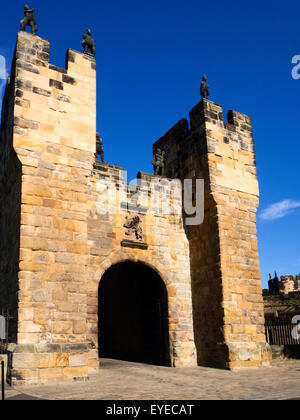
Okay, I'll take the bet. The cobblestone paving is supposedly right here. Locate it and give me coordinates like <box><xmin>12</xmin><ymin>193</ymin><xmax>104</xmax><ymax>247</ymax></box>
<box><xmin>4</xmin><ymin>359</ymin><xmax>300</xmax><ymax>400</ymax></box>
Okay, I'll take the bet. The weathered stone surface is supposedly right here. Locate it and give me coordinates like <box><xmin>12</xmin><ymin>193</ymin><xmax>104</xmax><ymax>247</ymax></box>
<box><xmin>49</xmin><ymin>79</ymin><xmax>63</xmax><ymax>90</ymax></box>
<box><xmin>32</xmin><ymin>86</ymin><xmax>51</xmax><ymax>97</ymax></box>
<box><xmin>69</xmin><ymin>353</ymin><xmax>88</xmax><ymax>367</ymax></box>
<box><xmin>62</xmin><ymin>74</ymin><xmax>76</xmax><ymax>85</ymax></box>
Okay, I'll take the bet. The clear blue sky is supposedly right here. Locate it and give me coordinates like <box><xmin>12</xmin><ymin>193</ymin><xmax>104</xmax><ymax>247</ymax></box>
<box><xmin>1</xmin><ymin>0</ymin><xmax>300</xmax><ymax>288</ymax></box>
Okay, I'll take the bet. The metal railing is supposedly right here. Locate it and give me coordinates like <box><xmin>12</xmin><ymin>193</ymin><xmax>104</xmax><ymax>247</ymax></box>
<box><xmin>265</xmin><ymin>315</ymin><xmax>300</xmax><ymax>346</ymax></box>
<box><xmin>1</xmin><ymin>360</ymin><xmax>4</xmax><ymax>400</ymax></box>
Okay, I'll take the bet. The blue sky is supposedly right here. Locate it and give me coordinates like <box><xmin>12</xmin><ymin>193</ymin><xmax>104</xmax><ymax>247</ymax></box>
<box><xmin>1</xmin><ymin>0</ymin><xmax>300</xmax><ymax>288</ymax></box>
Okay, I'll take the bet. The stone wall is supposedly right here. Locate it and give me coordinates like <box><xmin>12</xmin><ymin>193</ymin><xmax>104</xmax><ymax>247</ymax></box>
<box><xmin>154</xmin><ymin>99</ymin><xmax>271</xmax><ymax>368</ymax></box>
<box><xmin>86</xmin><ymin>164</ymin><xmax>197</xmax><ymax>370</ymax></box>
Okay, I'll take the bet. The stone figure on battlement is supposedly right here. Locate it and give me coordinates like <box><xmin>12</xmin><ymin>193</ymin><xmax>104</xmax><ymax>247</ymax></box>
<box><xmin>96</xmin><ymin>133</ymin><xmax>105</xmax><ymax>163</ymax></box>
<box><xmin>152</xmin><ymin>148</ymin><xmax>165</xmax><ymax>176</ymax></box>
<box><xmin>200</xmin><ymin>75</ymin><xmax>209</xmax><ymax>99</ymax></box>
<box><xmin>82</xmin><ymin>29</ymin><xmax>96</xmax><ymax>57</ymax></box>
<box><xmin>20</xmin><ymin>5</ymin><xmax>38</xmax><ymax>34</ymax></box>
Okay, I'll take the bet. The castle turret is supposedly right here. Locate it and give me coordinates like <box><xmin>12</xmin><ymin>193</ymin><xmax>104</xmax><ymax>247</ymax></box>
<box><xmin>154</xmin><ymin>98</ymin><xmax>272</xmax><ymax>368</ymax></box>
<box><xmin>0</xmin><ymin>31</ymin><xmax>96</xmax><ymax>384</ymax></box>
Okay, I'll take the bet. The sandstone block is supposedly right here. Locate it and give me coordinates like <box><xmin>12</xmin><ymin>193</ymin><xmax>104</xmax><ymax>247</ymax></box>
<box><xmin>56</xmin><ymin>353</ymin><xmax>69</xmax><ymax>367</ymax></box>
<box><xmin>69</xmin><ymin>353</ymin><xmax>88</xmax><ymax>367</ymax></box>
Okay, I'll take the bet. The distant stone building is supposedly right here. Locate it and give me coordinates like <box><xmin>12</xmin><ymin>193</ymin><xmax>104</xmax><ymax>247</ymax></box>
<box><xmin>280</xmin><ymin>275</ymin><xmax>300</xmax><ymax>294</ymax></box>
<box><xmin>0</xmin><ymin>31</ymin><xmax>271</xmax><ymax>385</ymax></box>
<box><xmin>267</xmin><ymin>273</ymin><xmax>300</xmax><ymax>295</ymax></box>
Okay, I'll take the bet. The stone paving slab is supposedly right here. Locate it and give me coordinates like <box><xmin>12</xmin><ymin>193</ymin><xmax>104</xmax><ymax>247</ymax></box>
<box><xmin>3</xmin><ymin>359</ymin><xmax>300</xmax><ymax>400</ymax></box>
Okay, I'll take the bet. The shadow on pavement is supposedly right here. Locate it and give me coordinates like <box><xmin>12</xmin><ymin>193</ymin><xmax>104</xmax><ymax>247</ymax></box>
<box><xmin>6</xmin><ymin>394</ymin><xmax>44</xmax><ymax>400</ymax></box>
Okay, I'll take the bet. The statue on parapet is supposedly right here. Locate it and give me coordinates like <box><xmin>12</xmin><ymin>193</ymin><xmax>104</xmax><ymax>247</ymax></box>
<box><xmin>82</xmin><ymin>29</ymin><xmax>96</xmax><ymax>57</ymax></box>
<box><xmin>152</xmin><ymin>148</ymin><xmax>165</xmax><ymax>176</ymax></box>
<box><xmin>200</xmin><ymin>75</ymin><xmax>209</xmax><ymax>99</ymax></box>
<box><xmin>20</xmin><ymin>5</ymin><xmax>38</xmax><ymax>34</ymax></box>
<box><xmin>96</xmin><ymin>133</ymin><xmax>105</xmax><ymax>163</ymax></box>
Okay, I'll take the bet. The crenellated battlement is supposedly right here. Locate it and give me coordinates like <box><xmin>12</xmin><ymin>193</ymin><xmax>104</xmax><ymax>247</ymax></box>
<box><xmin>8</xmin><ymin>31</ymin><xmax>97</xmax><ymax>164</ymax></box>
<box><xmin>155</xmin><ymin>100</ymin><xmax>254</xmax><ymax>159</ymax></box>
<box><xmin>154</xmin><ymin>99</ymin><xmax>257</xmax><ymax>194</ymax></box>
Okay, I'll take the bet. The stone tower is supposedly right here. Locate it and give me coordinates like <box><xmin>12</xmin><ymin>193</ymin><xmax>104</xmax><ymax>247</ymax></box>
<box><xmin>0</xmin><ymin>31</ymin><xmax>96</xmax><ymax>383</ymax></box>
<box><xmin>154</xmin><ymin>99</ymin><xmax>271</xmax><ymax>368</ymax></box>
<box><xmin>0</xmin><ymin>31</ymin><xmax>271</xmax><ymax>385</ymax></box>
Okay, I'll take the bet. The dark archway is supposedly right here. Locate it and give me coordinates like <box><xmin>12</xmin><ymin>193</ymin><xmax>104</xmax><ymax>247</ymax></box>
<box><xmin>98</xmin><ymin>261</ymin><xmax>170</xmax><ymax>366</ymax></box>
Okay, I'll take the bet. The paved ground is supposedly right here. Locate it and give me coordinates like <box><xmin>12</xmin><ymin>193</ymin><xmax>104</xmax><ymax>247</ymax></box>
<box><xmin>4</xmin><ymin>358</ymin><xmax>300</xmax><ymax>400</ymax></box>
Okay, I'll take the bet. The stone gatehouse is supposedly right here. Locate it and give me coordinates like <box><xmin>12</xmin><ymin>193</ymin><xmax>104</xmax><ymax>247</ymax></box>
<box><xmin>0</xmin><ymin>31</ymin><xmax>271</xmax><ymax>385</ymax></box>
